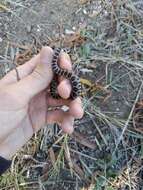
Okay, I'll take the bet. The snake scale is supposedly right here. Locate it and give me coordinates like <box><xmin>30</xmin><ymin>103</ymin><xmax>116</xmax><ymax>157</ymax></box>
<box><xmin>50</xmin><ymin>48</ymin><xmax>81</xmax><ymax>99</ymax></box>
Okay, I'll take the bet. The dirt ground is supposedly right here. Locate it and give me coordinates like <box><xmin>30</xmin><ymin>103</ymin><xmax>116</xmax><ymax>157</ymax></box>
<box><xmin>0</xmin><ymin>0</ymin><xmax>143</xmax><ymax>190</ymax></box>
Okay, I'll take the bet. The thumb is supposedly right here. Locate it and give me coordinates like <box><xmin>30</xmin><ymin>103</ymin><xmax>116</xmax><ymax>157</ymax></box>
<box><xmin>9</xmin><ymin>47</ymin><xmax>54</xmax><ymax>102</ymax></box>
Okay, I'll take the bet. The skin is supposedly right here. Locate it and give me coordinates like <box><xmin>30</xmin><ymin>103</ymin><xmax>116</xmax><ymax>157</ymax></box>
<box><xmin>0</xmin><ymin>47</ymin><xmax>83</xmax><ymax>160</ymax></box>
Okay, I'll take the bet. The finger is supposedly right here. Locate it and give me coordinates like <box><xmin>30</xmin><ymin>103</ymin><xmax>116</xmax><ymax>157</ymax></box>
<box><xmin>59</xmin><ymin>52</ymin><xmax>72</xmax><ymax>71</ymax></box>
<box><xmin>0</xmin><ymin>54</ymin><xmax>40</xmax><ymax>86</ymax></box>
<box><xmin>7</xmin><ymin>47</ymin><xmax>54</xmax><ymax>103</ymax></box>
<box><xmin>47</xmin><ymin>109</ymin><xmax>74</xmax><ymax>134</ymax></box>
<box><xmin>47</xmin><ymin>96</ymin><xmax>70</xmax><ymax>107</ymax></box>
<box><xmin>46</xmin><ymin>96</ymin><xmax>84</xmax><ymax>119</ymax></box>
<box><xmin>57</xmin><ymin>80</ymin><xmax>72</xmax><ymax>99</ymax></box>
<box><xmin>57</xmin><ymin>52</ymin><xmax>72</xmax><ymax>99</ymax></box>
<box><xmin>0</xmin><ymin>115</ymin><xmax>33</xmax><ymax>160</ymax></box>
<box><xmin>69</xmin><ymin>97</ymin><xmax>84</xmax><ymax>119</ymax></box>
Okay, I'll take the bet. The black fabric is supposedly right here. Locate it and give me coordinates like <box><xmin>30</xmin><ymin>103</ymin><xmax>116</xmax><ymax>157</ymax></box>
<box><xmin>0</xmin><ymin>156</ymin><xmax>11</xmax><ymax>175</ymax></box>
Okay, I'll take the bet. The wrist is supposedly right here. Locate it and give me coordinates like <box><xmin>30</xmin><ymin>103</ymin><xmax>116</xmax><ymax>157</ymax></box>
<box><xmin>0</xmin><ymin>115</ymin><xmax>33</xmax><ymax>160</ymax></box>
<box><xmin>0</xmin><ymin>143</ymin><xmax>12</xmax><ymax>160</ymax></box>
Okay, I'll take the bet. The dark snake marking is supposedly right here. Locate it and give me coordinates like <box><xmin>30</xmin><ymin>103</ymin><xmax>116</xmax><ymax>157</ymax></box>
<box><xmin>50</xmin><ymin>48</ymin><xmax>82</xmax><ymax>100</ymax></box>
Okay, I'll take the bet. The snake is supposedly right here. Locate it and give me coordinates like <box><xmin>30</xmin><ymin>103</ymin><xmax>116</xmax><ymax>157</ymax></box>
<box><xmin>50</xmin><ymin>48</ymin><xmax>82</xmax><ymax>100</ymax></box>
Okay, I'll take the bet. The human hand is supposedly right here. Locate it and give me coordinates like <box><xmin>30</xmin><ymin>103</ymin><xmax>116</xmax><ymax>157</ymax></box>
<box><xmin>0</xmin><ymin>47</ymin><xmax>83</xmax><ymax>160</ymax></box>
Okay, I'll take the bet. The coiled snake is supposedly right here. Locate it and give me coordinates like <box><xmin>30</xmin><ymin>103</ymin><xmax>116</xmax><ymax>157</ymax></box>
<box><xmin>50</xmin><ymin>48</ymin><xmax>81</xmax><ymax>99</ymax></box>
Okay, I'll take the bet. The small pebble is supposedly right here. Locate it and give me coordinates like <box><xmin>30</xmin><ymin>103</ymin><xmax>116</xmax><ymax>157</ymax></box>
<box><xmin>116</xmin><ymin>108</ymin><xmax>120</xmax><ymax>111</ymax></box>
<box><xmin>80</xmin><ymin>68</ymin><xmax>93</xmax><ymax>74</ymax></box>
<box><xmin>89</xmin><ymin>10</ymin><xmax>98</xmax><ymax>17</ymax></box>
<box><xmin>65</xmin><ymin>29</ymin><xmax>75</xmax><ymax>35</ymax></box>
<box><xmin>72</xmin><ymin>26</ymin><xmax>76</xmax><ymax>31</ymax></box>
<box><xmin>79</xmin><ymin>0</ymin><xmax>89</xmax><ymax>4</ymax></box>
<box><xmin>26</xmin><ymin>25</ymin><xmax>32</xmax><ymax>33</ymax></box>
<box><xmin>61</xmin><ymin>34</ymin><xmax>65</xmax><ymax>38</ymax></box>
<box><xmin>37</xmin><ymin>24</ymin><xmax>41</xmax><ymax>32</ymax></box>
<box><xmin>0</xmin><ymin>37</ymin><xmax>3</xmax><ymax>43</ymax></box>
<box><xmin>104</xmin><ymin>10</ymin><xmax>108</xmax><ymax>16</ymax></box>
<box><xmin>83</xmin><ymin>9</ymin><xmax>88</xmax><ymax>15</ymax></box>
<box><xmin>55</xmin><ymin>33</ymin><xmax>60</xmax><ymax>38</ymax></box>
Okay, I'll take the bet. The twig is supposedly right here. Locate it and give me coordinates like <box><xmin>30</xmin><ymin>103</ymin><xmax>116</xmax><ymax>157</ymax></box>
<box><xmin>113</xmin><ymin>81</ymin><xmax>143</xmax><ymax>154</ymax></box>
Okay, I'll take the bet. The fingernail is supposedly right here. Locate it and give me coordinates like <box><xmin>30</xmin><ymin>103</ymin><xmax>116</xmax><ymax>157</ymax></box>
<box><xmin>60</xmin><ymin>52</ymin><xmax>72</xmax><ymax>70</ymax></box>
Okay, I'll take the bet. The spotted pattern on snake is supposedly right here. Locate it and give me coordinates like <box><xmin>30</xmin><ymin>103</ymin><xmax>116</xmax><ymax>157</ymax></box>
<box><xmin>50</xmin><ymin>48</ymin><xmax>82</xmax><ymax>100</ymax></box>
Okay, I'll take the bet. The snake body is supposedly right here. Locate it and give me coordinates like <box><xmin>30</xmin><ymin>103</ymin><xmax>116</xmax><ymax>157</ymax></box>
<box><xmin>50</xmin><ymin>48</ymin><xmax>81</xmax><ymax>100</ymax></box>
